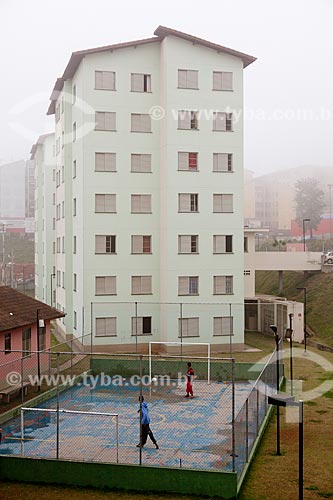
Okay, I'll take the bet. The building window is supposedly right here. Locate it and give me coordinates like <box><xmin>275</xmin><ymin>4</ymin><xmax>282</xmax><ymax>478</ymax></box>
<box><xmin>95</xmin><ymin>194</ymin><xmax>116</xmax><ymax>213</ymax></box>
<box><xmin>213</xmin><ymin>235</ymin><xmax>233</xmax><ymax>253</ymax></box>
<box><xmin>56</xmin><ymin>237</ymin><xmax>61</xmax><ymax>253</ymax></box>
<box><xmin>4</xmin><ymin>333</ymin><xmax>11</xmax><ymax>354</ymax></box>
<box><xmin>213</xmin><ymin>71</ymin><xmax>233</xmax><ymax>91</ymax></box>
<box><xmin>95</xmin><ymin>111</ymin><xmax>116</xmax><ymax>131</ymax></box>
<box><xmin>73</xmin><ymin>160</ymin><xmax>76</xmax><ymax>178</ymax></box>
<box><xmin>178</xmin><ymin>276</ymin><xmax>199</xmax><ymax>295</ymax></box>
<box><xmin>131</xmin><ymin>154</ymin><xmax>152</xmax><ymax>173</ymax></box>
<box><xmin>131</xmin><ymin>316</ymin><xmax>152</xmax><ymax>336</ymax></box>
<box><xmin>213</xmin><ymin>153</ymin><xmax>233</xmax><ymax>172</ymax></box>
<box><xmin>95</xmin><ymin>152</ymin><xmax>116</xmax><ymax>172</ymax></box>
<box><xmin>61</xmin><ymin>201</ymin><xmax>64</xmax><ymax>218</ymax></box>
<box><xmin>178</xmin><ymin>69</ymin><xmax>198</xmax><ymax>89</ymax></box>
<box><xmin>178</xmin><ymin>110</ymin><xmax>198</xmax><ymax>130</ymax></box>
<box><xmin>73</xmin><ymin>273</ymin><xmax>77</xmax><ymax>291</ymax></box>
<box><xmin>131</xmin><ymin>235</ymin><xmax>151</xmax><ymax>254</ymax></box>
<box><xmin>131</xmin><ymin>114</ymin><xmax>151</xmax><ymax>133</ymax></box>
<box><xmin>213</xmin><ymin>316</ymin><xmax>233</xmax><ymax>336</ymax></box>
<box><xmin>95</xmin><ymin>71</ymin><xmax>116</xmax><ymax>90</ymax></box>
<box><xmin>178</xmin><ymin>152</ymin><xmax>198</xmax><ymax>171</ymax></box>
<box><xmin>213</xmin><ymin>276</ymin><xmax>233</xmax><ymax>295</ymax></box>
<box><xmin>178</xmin><ymin>193</ymin><xmax>198</xmax><ymax>213</ymax></box>
<box><xmin>56</xmin><ymin>271</ymin><xmax>61</xmax><ymax>287</ymax></box>
<box><xmin>131</xmin><ymin>73</ymin><xmax>151</xmax><ymax>92</ymax></box>
<box><xmin>178</xmin><ymin>235</ymin><xmax>198</xmax><ymax>254</ymax></box>
<box><xmin>74</xmin><ymin>311</ymin><xmax>77</xmax><ymax>330</ymax></box>
<box><xmin>22</xmin><ymin>328</ymin><xmax>31</xmax><ymax>357</ymax></box>
<box><xmin>213</xmin><ymin>112</ymin><xmax>233</xmax><ymax>131</ymax></box>
<box><xmin>73</xmin><ymin>198</ymin><xmax>76</xmax><ymax>216</ymax></box>
<box><xmin>95</xmin><ymin>235</ymin><xmax>116</xmax><ymax>254</ymax></box>
<box><xmin>73</xmin><ymin>122</ymin><xmax>77</xmax><ymax>141</ymax></box>
<box><xmin>73</xmin><ymin>236</ymin><xmax>77</xmax><ymax>254</ymax></box>
<box><xmin>213</xmin><ymin>194</ymin><xmax>233</xmax><ymax>213</ymax></box>
<box><xmin>244</xmin><ymin>237</ymin><xmax>248</xmax><ymax>253</ymax></box>
<box><xmin>62</xmin><ymin>272</ymin><xmax>65</xmax><ymax>288</ymax></box>
<box><xmin>95</xmin><ymin>276</ymin><xmax>117</xmax><ymax>295</ymax></box>
<box><xmin>96</xmin><ymin>317</ymin><xmax>117</xmax><ymax>337</ymax></box>
<box><xmin>62</xmin><ymin>236</ymin><xmax>65</xmax><ymax>253</ymax></box>
<box><xmin>131</xmin><ymin>276</ymin><xmax>152</xmax><ymax>295</ymax></box>
<box><xmin>131</xmin><ymin>194</ymin><xmax>152</xmax><ymax>213</ymax></box>
<box><xmin>72</xmin><ymin>84</ymin><xmax>76</xmax><ymax>104</ymax></box>
<box><xmin>178</xmin><ymin>317</ymin><xmax>199</xmax><ymax>338</ymax></box>
<box><xmin>39</xmin><ymin>325</ymin><xmax>46</xmax><ymax>350</ymax></box>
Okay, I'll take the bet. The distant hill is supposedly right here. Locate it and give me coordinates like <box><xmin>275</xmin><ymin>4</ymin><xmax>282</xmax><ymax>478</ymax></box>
<box><xmin>256</xmin><ymin>270</ymin><xmax>333</xmax><ymax>348</ymax></box>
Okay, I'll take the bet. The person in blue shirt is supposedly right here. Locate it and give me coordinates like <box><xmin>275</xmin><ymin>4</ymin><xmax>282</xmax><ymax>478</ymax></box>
<box><xmin>137</xmin><ymin>396</ymin><xmax>159</xmax><ymax>449</ymax></box>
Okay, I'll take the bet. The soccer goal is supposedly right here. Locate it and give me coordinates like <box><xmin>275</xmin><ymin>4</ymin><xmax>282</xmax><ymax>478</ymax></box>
<box><xmin>148</xmin><ymin>341</ymin><xmax>211</xmax><ymax>385</ymax></box>
<box><xmin>20</xmin><ymin>407</ymin><xmax>119</xmax><ymax>462</ymax></box>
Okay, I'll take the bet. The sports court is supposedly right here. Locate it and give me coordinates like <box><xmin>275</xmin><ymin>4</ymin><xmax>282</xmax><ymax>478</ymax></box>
<box><xmin>0</xmin><ymin>377</ymin><xmax>255</xmax><ymax>472</ymax></box>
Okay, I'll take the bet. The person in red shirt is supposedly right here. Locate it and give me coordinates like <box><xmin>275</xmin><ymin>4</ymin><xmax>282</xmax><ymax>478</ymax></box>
<box><xmin>185</xmin><ymin>362</ymin><xmax>195</xmax><ymax>398</ymax></box>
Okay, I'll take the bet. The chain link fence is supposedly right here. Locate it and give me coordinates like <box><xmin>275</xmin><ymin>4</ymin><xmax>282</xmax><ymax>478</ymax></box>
<box><xmin>0</xmin><ymin>347</ymin><xmax>280</xmax><ymax>478</ymax></box>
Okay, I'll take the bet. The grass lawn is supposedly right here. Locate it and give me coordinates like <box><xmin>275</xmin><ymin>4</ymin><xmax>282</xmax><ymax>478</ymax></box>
<box><xmin>0</xmin><ymin>334</ymin><xmax>332</xmax><ymax>499</ymax></box>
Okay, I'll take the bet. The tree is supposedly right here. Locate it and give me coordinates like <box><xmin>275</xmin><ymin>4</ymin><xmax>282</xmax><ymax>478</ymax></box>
<box><xmin>294</xmin><ymin>178</ymin><xmax>325</xmax><ymax>237</ymax></box>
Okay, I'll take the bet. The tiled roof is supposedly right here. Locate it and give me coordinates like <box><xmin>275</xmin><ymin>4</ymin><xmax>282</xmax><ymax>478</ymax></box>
<box><xmin>47</xmin><ymin>26</ymin><xmax>256</xmax><ymax>115</ymax></box>
<box><xmin>0</xmin><ymin>286</ymin><xmax>65</xmax><ymax>333</ymax></box>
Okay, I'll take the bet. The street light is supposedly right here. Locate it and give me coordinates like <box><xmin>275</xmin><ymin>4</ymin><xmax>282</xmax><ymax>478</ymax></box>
<box><xmin>302</xmin><ymin>219</ymin><xmax>310</xmax><ymax>252</ymax></box>
<box><xmin>297</xmin><ymin>287</ymin><xmax>307</xmax><ymax>354</ymax></box>
<box><xmin>328</xmin><ymin>184</ymin><xmax>333</xmax><ymax>243</ymax></box>
<box><xmin>270</xmin><ymin>324</ymin><xmax>281</xmax><ymax>455</ymax></box>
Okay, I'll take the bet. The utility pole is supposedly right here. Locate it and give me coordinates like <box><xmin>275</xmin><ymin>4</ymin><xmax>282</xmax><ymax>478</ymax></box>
<box><xmin>328</xmin><ymin>184</ymin><xmax>333</xmax><ymax>243</ymax></box>
<box><xmin>1</xmin><ymin>223</ymin><xmax>5</xmax><ymax>285</ymax></box>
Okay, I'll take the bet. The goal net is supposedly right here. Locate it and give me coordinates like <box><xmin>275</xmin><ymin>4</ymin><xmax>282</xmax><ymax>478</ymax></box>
<box><xmin>148</xmin><ymin>341</ymin><xmax>211</xmax><ymax>385</ymax></box>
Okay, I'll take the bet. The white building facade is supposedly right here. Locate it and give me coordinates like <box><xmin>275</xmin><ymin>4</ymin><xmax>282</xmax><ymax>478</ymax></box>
<box><xmin>44</xmin><ymin>26</ymin><xmax>255</xmax><ymax>350</ymax></box>
<box><xmin>32</xmin><ymin>133</ymin><xmax>56</xmax><ymax>305</ymax></box>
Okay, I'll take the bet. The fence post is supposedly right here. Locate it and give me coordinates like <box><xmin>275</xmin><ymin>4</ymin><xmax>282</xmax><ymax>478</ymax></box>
<box><xmin>56</xmin><ymin>352</ymin><xmax>60</xmax><ymax>459</ymax></box>
<box><xmin>256</xmin><ymin>388</ymin><xmax>259</xmax><ymax>434</ymax></box>
<box><xmin>231</xmin><ymin>358</ymin><xmax>236</xmax><ymax>473</ymax></box>
<box><xmin>70</xmin><ymin>339</ymin><xmax>73</xmax><ymax>379</ymax></box>
<box><xmin>20</xmin><ymin>408</ymin><xmax>24</xmax><ymax>456</ymax></box>
<box><xmin>20</xmin><ymin>356</ymin><xmax>24</xmax><ymax>404</ymax></box>
<box><xmin>245</xmin><ymin>398</ymin><xmax>249</xmax><ymax>462</ymax></box>
<box><xmin>139</xmin><ymin>354</ymin><xmax>143</xmax><ymax>465</ymax></box>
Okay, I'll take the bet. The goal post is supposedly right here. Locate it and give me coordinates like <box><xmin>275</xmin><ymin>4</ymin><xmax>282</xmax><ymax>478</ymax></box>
<box><xmin>20</xmin><ymin>407</ymin><xmax>119</xmax><ymax>462</ymax></box>
<box><xmin>148</xmin><ymin>341</ymin><xmax>211</xmax><ymax>385</ymax></box>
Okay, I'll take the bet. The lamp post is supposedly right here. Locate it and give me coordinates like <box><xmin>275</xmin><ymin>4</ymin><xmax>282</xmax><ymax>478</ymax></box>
<box><xmin>270</xmin><ymin>324</ymin><xmax>281</xmax><ymax>455</ymax></box>
<box><xmin>302</xmin><ymin>218</ymin><xmax>310</xmax><ymax>252</ymax></box>
<box><xmin>285</xmin><ymin>313</ymin><xmax>294</xmax><ymax>396</ymax></box>
<box><xmin>296</xmin><ymin>287</ymin><xmax>307</xmax><ymax>354</ymax></box>
<box><xmin>328</xmin><ymin>184</ymin><xmax>333</xmax><ymax>243</ymax></box>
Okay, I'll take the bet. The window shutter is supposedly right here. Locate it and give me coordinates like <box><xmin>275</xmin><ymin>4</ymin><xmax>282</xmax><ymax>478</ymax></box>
<box><xmin>189</xmin><ymin>318</ymin><xmax>199</xmax><ymax>337</ymax></box>
<box><xmin>213</xmin><ymin>71</ymin><xmax>222</xmax><ymax>90</ymax></box>
<box><xmin>187</xmin><ymin>70</ymin><xmax>198</xmax><ymax>89</ymax></box>
<box><xmin>132</xmin><ymin>235</ymin><xmax>142</xmax><ymax>253</ymax></box>
<box><xmin>103</xmin><ymin>71</ymin><xmax>115</xmax><ymax>90</ymax></box>
<box><xmin>141</xmin><ymin>276</ymin><xmax>152</xmax><ymax>294</ymax></box>
<box><xmin>179</xmin><ymin>235</ymin><xmax>191</xmax><ymax>253</ymax></box>
<box><xmin>95</xmin><ymin>194</ymin><xmax>104</xmax><ymax>212</ymax></box>
<box><xmin>213</xmin><ymin>112</ymin><xmax>226</xmax><ymax>131</ymax></box>
<box><xmin>141</xmin><ymin>195</ymin><xmax>151</xmax><ymax>212</ymax></box>
<box><xmin>141</xmin><ymin>154</ymin><xmax>151</xmax><ymax>172</ymax></box>
<box><xmin>95</xmin><ymin>277</ymin><xmax>104</xmax><ymax>294</ymax></box>
<box><xmin>131</xmin><ymin>195</ymin><xmax>140</xmax><ymax>213</ymax></box>
<box><xmin>131</xmin><ymin>154</ymin><xmax>151</xmax><ymax>172</ymax></box>
<box><xmin>214</xmin><ymin>235</ymin><xmax>225</xmax><ymax>253</ymax></box>
<box><xmin>105</xmin><ymin>194</ymin><xmax>116</xmax><ymax>212</ymax></box>
<box><xmin>132</xmin><ymin>317</ymin><xmax>143</xmax><ymax>335</ymax></box>
<box><xmin>132</xmin><ymin>276</ymin><xmax>140</xmax><ymax>294</ymax></box>
<box><xmin>222</xmin><ymin>194</ymin><xmax>233</xmax><ymax>212</ymax></box>
<box><xmin>95</xmin><ymin>112</ymin><xmax>104</xmax><ymax>130</ymax></box>
<box><xmin>178</xmin><ymin>70</ymin><xmax>187</xmax><ymax>88</ymax></box>
<box><xmin>213</xmin><ymin>194</ymin><xmax>223</xmax><ymax>212</ymax></box>
<box><xmin>141</xmin><ymin>114</ymin><xmax>151</xmax><ymax>132</ymax></box>
<box><xmin>105</xmin><ymin>276</ymin><xmax>116</xmax><ymax>294</ymax></box>
<box><xmin>95</xmin><ymin>235</ymin><xmax>105</xmax><ymax>253</ymax></box>
<box><xmin>214</xmin><ymin>276</ymin><xmax>224</xmax><ymax>294</ymax></box>
<box><xmin>222</xmin><ymin>72</ymin><xmax>233</xmax><ymax>90</ymax></box>
<box><xmin>178</xmin><ymin>152</ymin><xmax>189</xmax><ymax>171</ymax></box>
<box><xmin>131</xmin><ymin>73</ymin><xmax>144</xmax><ymax>91</ymax></box>
<box><xmin>95</xmin><ymin>71</ymin><xmax>103</xmax><ymax>89</ymax></box>
<box><xmin>178</xmin><ymin>194</ymin><xmax>190</xmax><ymax>212</ymax></box>
<box><xmin>178</xmin><ymin>276</ymin><xmax>188</xmax><ymax>295</ymax></box>
<box><xmin>105</xmin><ymin>112</ymin><xmax>116</xmax><ymax>130</ymax></box>
<box><xmin>178</xmin><ymin>111</ymin><xmax>190</xmax><ymax>129</ymax></box>
<box><xmin>213</xmin><ymin>153</ymin><xmax>228</xmax><ymax>172</ymax></box>
<box><xmin>131</xmin><ymin>154</ymin><xmax>141</xmax><ymax>172</ymax></box>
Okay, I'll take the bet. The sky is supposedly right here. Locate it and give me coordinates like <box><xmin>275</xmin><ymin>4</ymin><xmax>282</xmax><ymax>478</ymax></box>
<box><xmin>0</xmin><ymin>0</ymin><xmax>332</xmax><ymax>176</ymax></box>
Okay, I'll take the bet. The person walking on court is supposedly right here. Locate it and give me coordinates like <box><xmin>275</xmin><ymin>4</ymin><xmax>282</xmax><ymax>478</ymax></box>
<box><xmin>185</xmin><ymin>362</ymin><xmax>195</xmax><ymax>398</ymax></box>
<box><xmin>137</xmin><ymin>396</ymin><xmax>159</xmax><ymax>449</ymax></box>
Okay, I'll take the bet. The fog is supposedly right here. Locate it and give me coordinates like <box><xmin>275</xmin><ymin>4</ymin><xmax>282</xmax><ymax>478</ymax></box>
<box><xmin>0</xmin><ymin>0</ymin><xmax>332</xmax><ymax>175</ymax></box>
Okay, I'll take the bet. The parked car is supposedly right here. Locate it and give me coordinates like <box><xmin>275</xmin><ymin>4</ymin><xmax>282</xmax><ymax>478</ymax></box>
<box><xmin>323</xmin><ymin>251</ymin><xmax>333</xmax><ymax>264</ymax></box>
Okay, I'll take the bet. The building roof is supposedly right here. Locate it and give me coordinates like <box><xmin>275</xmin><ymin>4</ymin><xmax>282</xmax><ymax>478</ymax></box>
<box><xmin>0</xmin><ymin>286</ymin><xmax>65</xmax><ymax>333</ymax></box>
<box><xmin>47</xmin><ymin>26</ymin><xmax>256</xmax><ymax>115</ymax></box>
<box><xmin>30</xmin><ymin>133</ymin><xmax>54</xmax><ymax>159</ymax></box>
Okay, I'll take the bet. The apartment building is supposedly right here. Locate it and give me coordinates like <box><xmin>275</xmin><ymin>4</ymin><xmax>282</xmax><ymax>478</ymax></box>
<box><xmin>42</xmin><ymin>26</ymin><xmax>255</xmax><ymax>350</ymax></box>
<box><xmin>31</xmin><ymin>133</ymin><xmax>56</xmax><ymax>305</ymax></box>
